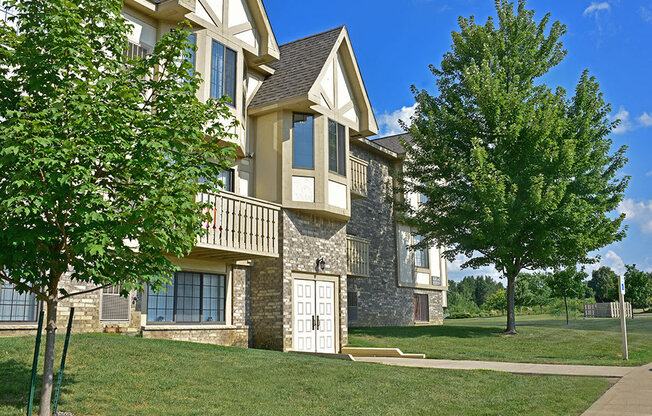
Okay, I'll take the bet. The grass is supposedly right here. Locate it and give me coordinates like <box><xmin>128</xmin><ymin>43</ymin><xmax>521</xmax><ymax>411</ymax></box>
<box><xmin>0</xmin><ymin>333</ymin><xmax>609</xmax><ymax>416</ymax></box>
<box><xmin>348</xmin><ymin>314</ymin><xmax>652</xmax><ymax>367</ymax></box>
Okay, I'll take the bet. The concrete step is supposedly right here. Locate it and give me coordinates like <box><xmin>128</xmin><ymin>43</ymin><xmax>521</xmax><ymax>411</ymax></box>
<box><xmin>342</xmin><ymin>347</ymin><xmax>426</xmax><ymax>359</ymax></box>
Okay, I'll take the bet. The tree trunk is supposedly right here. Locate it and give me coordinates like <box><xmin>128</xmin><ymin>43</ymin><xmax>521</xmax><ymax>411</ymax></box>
<box><xmin>38</xmin><ymin>299</ymin><xmax>57</xmax><ymax>416</ymax></box>
<box><xmin>505</xmin><ymin>273</ymin><xmax>517</xmax><ymax>334</ymax></box>
<box><xmin>564</xmin><ymin>294</ymin><xmax>569</xmax><ymax>325</ymax></box>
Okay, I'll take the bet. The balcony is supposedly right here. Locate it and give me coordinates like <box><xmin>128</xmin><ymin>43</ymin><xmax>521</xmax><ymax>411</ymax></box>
<box><xmin>347</xmin><ymin>235</ymin><xmax>370</xmax><ymax>277</ymax></box>
<box><xmin>350</xmin><ymin>156</ymin><xmax>368</xmax><ymax>199</ymax></box>
<box><xmin>194</xmin><ymin>191</ymin><xmax>280</xmax><ymax>260</ymax></box>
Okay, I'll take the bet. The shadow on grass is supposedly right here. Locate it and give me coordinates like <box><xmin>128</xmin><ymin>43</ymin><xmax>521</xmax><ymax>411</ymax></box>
<box><xmin>349</xmin><ymin>325</ymin><xmax>500</xmax><ymax>339</ymax></box>
<box><xmin>0</xmin><ymin>358</ymin><xmax>78</xmax><ymax>413</ymax></box>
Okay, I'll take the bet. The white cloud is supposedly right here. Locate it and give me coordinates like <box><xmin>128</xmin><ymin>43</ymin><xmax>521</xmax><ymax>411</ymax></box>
<box><xmin>618</xmin><ymin>198</ymin><xmax>652</xmax><ymax>234</ymax></box>
<box><xmin>583</xmin><ymin>2</ymin><xmax>611</xmax><ymax>17</ymax></box>
<box><xmin>637</xmin><ymin>112</ymin><xmax>652</xmax><ymax>126</ymax></box>
<box><xmin>377</xmin><ymin>103</ymin><xmax>417</xmax><ymax>137</ymax></box>
<box><xmin>448</xmin><ymin>253</ymin><xmax>503</xmax><ymax>282</ymax></box>
<box><xmin>585</xmin><ymin>250</ymin><xmax>626</xmax><ymax>276</ymax></box>
<box><xmin>609</xmin><ymin>106</ymin><xmax>632</xmax><ymax>134</ymax></box>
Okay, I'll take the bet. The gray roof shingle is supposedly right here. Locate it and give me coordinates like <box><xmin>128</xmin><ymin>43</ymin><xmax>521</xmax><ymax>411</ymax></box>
<box><xmin>249</xmin><ymin>26</ymin><xmax>344</xmax><ymax>109</ymax></box>
<box><xmin>372</xmin><ymin>133</ymin><xmax>413</xmax><ymax>155</ymax></box>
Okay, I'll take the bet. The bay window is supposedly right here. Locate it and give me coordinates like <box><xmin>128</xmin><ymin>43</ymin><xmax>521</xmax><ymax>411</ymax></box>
<box><xmin>328</xmin><ymin>120</ymin><xmax>346</xmax><ymax>175</ymax></box>
<box><xmin>147</xmin><ymin>272</ymin><xmax>226</xmax><ymax>324</ymax></box>
<box><xmin>293</xmin><ymin>113</ymin><xmax>314</xmax><ymax>169</ymax></box>
<box><xmin>211</xmin><ymin>40</ymin><xmax>237</xmax><ymax>106</ymax></box>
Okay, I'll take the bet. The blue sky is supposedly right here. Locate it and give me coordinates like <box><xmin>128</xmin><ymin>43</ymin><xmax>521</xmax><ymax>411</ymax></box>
<box><xmin>265</xmin><ymin>0</ymin><xmax>652</xmax><ymax>281</ymax></box>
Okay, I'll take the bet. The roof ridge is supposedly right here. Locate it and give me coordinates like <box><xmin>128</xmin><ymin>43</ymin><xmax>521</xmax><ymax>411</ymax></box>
<box><xmin>279</xmin><ymin>25</ymin><xmax>345</xmax><ymax>48</ymax></box>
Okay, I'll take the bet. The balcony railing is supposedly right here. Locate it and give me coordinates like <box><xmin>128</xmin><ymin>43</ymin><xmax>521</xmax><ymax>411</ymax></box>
<box><xmin>196</xmin><ymin>191</ymin><xmax>280</xmax><ymax>259</ymax></box>
<box><xmin>350</xmin><ymin>156</ymin><xmax>368</xmax><ymax>199</ymax></box>
<box><xmin>347</xmin><ymin>235</ymin><xmax>370</xmax><ymax>277</ymax></box>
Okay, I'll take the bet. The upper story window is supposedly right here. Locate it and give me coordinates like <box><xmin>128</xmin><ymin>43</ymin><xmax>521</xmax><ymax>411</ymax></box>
<box><xmin>211</xmin><ymin>40</ymin><xmax>237</xmax><ymax>107</ymax></box>
<box><xmin>1</xmin><ymin>4</ymin><xmax>15</xmax><ymax>22</ymax></box>
<box><xmin>217</xmin><ymin>168</ymin><xmax>234</xmax><ymax>192</ymax></box>
<box><xmin>0</xmin><ymin>282</ymin><xmax>38</xmax><ymax>322</ymax></box>
<box><xmin>186</xmin><ymin>33</ymin><xmax>197</xmax><ymax>74</ymax></box>
<box><xmin>293</xmin><ymin>113</ymin><xmax>314</xmax><ymax>169</ymax></box>
<box><xmin>413</xmin><ymin>235</ymin><xmax>429</xmax><ymax>269</ymax></box>
<box><xmin>418</xmin><ymin>192</ymin><xmax>428</xmax><ymax>205</ymax></box>
<box><xmin>328</xmin><ymin>120</ymin><xmax>346</xmax><ymax>176</ymax></box>
<box><xmin>147</xmin><ymin>272</ymin><xmax>226</xmax><ymax>324</ymax></box>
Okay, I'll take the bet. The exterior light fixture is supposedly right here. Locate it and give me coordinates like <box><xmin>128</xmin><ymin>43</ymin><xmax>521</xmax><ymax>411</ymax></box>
<box><xmin>316</xmin><ymin>257</ymin><xmax>326</xmax><ymax>271</ymax></box>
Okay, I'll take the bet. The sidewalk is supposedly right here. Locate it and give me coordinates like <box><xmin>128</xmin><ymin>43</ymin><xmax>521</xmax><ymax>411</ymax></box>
<box><xmin>352</xmin><ymin>356</ymin><xmax>633</xmax><ymax>377</ymax></box>
<box><xmin>582</xmin><ymin>362</ymin><xmax>652</xmax><ymax>416</ymax></box>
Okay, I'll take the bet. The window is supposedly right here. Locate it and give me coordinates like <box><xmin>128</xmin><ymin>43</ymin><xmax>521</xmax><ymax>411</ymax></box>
<box><xmin>419</xmin><ymin>192</ymin><xmax>428</xmax><ymax>205</ymax></box>
<box><xmin>100</xmin><ymin>285</ymin><xmax>130</xmax><ymax>322</ymax></box>
<box><xmin>414</xmin><ymin>294</ymin><xmax>429</xmax><ymax>322</ymax></box>
<box><xmin>0</xmin><ymin>282</ymin><xmax>38</xmax><ymax>322</ymax></box>
<box><xmin>0</xmin><ymin>5</ymin><xmax>15</xmax><ymax>22</ymax></box>
<box><xmin>211</xmin><ymin>40</ymin><xmax>237</xmax><ymax>106</ymax></box>
<box><xmin>328</xmin><ymin>120</ymin><xmax>346</xmax><ymax>175</ymax></box>
<box><xmin>347</xmin><ymin>291</ymin><xmax>358</xmax><ymax>322</ymax></box>
<box><xmin>292</xmin><ymin>113</ymin><xmax>314</xmax><ymax>169</ymax></box>
<box><xmin>413</xmin><ymin>235</ymin><xmax>429</xmax><ymax>269</ymax></box>
<box><xmin>217</xmin><ymin>169</ymin><xmax>234</xmax><ymax>192</ymax></box>
<box><xmin>147</xmin><ymin>272</ymin><xmax>226</xmax><ymax>323</ymax></box>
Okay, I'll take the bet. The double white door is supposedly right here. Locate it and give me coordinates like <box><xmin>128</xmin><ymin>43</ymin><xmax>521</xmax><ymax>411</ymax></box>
<box><xmin>293</xmin><ymin>279</ymin><xmax>336</xmax><ymax>353</ymax></box>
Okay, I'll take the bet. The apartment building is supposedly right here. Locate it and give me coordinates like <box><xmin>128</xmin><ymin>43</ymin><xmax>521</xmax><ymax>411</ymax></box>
<box><xmin>0</xmin><ymin>0</ymin><xmax>447</xmax><ymax>353</ymax></box>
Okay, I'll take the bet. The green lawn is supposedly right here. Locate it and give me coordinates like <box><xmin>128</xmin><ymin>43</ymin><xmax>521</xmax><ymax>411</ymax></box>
<box><xmin>348</xmin><ymin>314</ymin><xmax>652</xmax><ymax>367</ymax></box>
<box><xmin>0</xmin><ymin>334</ymin><xmax>608</xmax><ymax>416</ymax></box>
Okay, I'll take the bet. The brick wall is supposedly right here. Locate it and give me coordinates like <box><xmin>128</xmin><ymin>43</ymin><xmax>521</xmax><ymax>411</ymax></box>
<box><xmin>347</xmin><ymin>142</ymin><xmax>444</xmax><ymax>327</ymax></box>
<box><xmin>250</xmin><ymin>209</ymin><xmax>348</xmax><ymax>351</ymax></box>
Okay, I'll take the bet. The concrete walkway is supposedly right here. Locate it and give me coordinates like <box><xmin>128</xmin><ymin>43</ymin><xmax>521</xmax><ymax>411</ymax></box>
<box><xmin>582</xmin><ymin>362</ymin><xmax>652</xmax><ymax>416</ymax></box>
<box><xmin>352</xmin><ymin>356</ymin><xmax>634</xmax><ymax>377</ymax></box>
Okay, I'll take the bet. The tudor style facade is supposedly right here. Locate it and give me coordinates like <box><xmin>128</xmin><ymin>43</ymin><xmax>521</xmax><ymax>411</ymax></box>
<box><xmin>0</xmin><ymin>0</ymin><xmax>448</xmax><ymax>352</ymax></box>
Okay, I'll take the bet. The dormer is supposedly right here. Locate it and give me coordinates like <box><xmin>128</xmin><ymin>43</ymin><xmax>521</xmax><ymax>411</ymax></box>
<box><xmin>249</xmin><ymin>26</ymin><xmax>378</xmax><ymax>220</ymax></box>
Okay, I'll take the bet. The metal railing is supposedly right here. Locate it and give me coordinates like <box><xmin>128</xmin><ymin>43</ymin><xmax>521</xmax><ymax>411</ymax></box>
<box><xmin>197</xmin><ymin>191</ymin><xmax>280</xmax><ymax>258</ymax></box>
<box><xmin>347</xmin><ymin>235</ymin><xmax>370</xmax><ymax>277</ymax></box>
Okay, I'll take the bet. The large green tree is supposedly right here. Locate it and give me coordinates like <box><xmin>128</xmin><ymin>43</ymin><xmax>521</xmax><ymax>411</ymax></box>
<box><xmin>546</xmin><ymin>268</ymin><xmax>589</xmax><ymax>324</ymax></box>
<box><xmin>0</xmin><ymin>1</ymin><xmax>236</xmax><ymax>413</ymax></box>
<box><xmin>400</xmin><ymin>0</ymin><xmax>628</xmax><ymax>333</ymax></box>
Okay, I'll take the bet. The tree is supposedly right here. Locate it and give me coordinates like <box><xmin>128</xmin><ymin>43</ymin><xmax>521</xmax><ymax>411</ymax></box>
<box><xmin>624</xmin><ymin>265</ymin><xmax>652</xmax><ymax>309</ymax></box>
<box><xmin>484</xmin><ymin>289</ymin><xmax>508</xmax><ymax>313</ymax></box>
<box><xmin>398</xmin><ymin>0</ymin><xmax>628</xmax><ymax>334</ymax></box>
<box><xmin>515</xmin><ymin>273</ymin><xmax>551</xmax><ymax>313</ymax></box>
<box><xmin>588</xmin><ymin>266</ymin><xmax>619</xmax><ymax>302</ymax></box>
<box><xmin>0</xmin><ymin>1</ymin><xmax>236</xmax><ymax>413</ymax></box>
<box><xmin>546</xmin><ymin>267</ymin><xmax>588</xmax><ymax>324</ymax></box>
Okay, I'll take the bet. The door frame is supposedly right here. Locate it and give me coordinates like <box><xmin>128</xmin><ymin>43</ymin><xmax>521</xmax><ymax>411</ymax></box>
<box><xmin>291</xmin><ymin>271</ymin><xmax>341</xmax><ymax>353</ymax></box>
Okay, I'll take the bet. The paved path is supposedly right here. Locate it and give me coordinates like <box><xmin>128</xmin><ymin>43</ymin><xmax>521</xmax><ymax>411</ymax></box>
<box><xmin>352</xmin><ymin>356</ymin><xmax>634</xmax><ymax>377</ymax></box>
<box><xmin>582</xmin><ymin>362</ymin><xmax>652</xmax><ymax>416</ymax></box>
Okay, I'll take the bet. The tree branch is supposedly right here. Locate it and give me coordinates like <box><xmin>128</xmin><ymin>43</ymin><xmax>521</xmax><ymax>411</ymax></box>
<box><xmin>0</xmin><ymin>271</ymin><xmax>48</xmax><ymax>301</ymax></box>
<box><xmin>58</xmin><ymin>283</ymin><xmax>111</xmax><ymax>300</ymax></box>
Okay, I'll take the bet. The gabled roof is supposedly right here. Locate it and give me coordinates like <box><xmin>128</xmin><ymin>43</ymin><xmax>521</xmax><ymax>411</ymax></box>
<box><xmin>373</xmin><ymin>133</ymin><xmax>413</xmax><ymax>155</ymax></box>
<box><xmin>249</xmin><ymin>26</ymin><xmax>343</xmax><ymax>108</ymax></box>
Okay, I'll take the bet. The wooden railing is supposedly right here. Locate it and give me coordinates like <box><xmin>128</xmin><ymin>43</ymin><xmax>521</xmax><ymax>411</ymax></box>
<box><xmin>347</xmin><ymin>235</ymin><xmax>370</xmax><ymax>277</ymax></box>
<box><xmin>197</xmin><ymin>191</ymin><xmax>280</xmax><ymax>258</ymax></box>
<box><xmin>350</xmin><ymin>155</ymin><xmax>368</xmax><ymax>198</ymax></box>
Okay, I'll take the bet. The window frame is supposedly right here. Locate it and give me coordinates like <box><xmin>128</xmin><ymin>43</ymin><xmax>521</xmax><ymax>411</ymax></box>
<box><xmin>146</xmin><ymin>272</ymin><xmax>227</xmax><ymax>325</ymax></box>
<box><xmin>413</xmin><ymin>235</ymin><xmax>430</xmax><ymax>269</ymax></box>
<box><xmin>211</xmin><ymin>39</ymin><xmax>237</xmax><ymax>107</ymax></box>
<box><xmin>328</xmin><ymin>119</ymin><xmax>347</xmax><ymax>176</ymax></box>
<box><xmin>0</xmin><ymin>282</ymin><xmax>39</xmax><ymax>323</ymax></box>
<box><xmin>292</xmin><ymin>113</ymin><xmax>315</xmax><ymax>169</ymax></box>
<box><xmin>347</xmin><ymin>291</ymin><xmax>358</xmax><ymax>322</ymax></box>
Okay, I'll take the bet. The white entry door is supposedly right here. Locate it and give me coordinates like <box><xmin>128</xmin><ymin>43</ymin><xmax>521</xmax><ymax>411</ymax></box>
<box><xmin>293</xmin><ymin>279</ymin><xmax>336</xmax><ymax>353</ymax></box>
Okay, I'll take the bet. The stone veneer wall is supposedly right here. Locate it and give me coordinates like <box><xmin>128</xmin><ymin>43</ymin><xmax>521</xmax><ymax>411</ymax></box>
<box><xmin>347</xmin><ymin>142</ymin><xmax>444</xmax><ymax>327</ymax></box>
<box><xmin>250</xmin><ymin>209</ymin><xmax>348</xmax><ymax>351</ymax></box>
